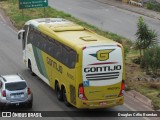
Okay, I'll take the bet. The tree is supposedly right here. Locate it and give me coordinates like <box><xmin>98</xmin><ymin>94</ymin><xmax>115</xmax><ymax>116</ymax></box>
<box><xmin>135</xmin><ymin>17</ymin><xmax>158</xmax><ymax>58</ymax></box>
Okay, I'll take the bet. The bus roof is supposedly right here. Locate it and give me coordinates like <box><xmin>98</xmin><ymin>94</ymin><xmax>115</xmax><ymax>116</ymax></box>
<box><xmin>26</xmin><ymin>18</ymin><xmax>120</xmax><ymax>49</ymax></box>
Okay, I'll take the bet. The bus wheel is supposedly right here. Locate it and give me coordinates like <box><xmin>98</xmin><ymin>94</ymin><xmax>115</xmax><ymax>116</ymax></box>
<box><xmin>62</xmin><ymin>88</ymin><xmax>70</xmax><ymax>106</ymax></box>
<box><xmin>55</xmin><ymin>83</ymin><xmax>63</xmax><ymax>101</ymax></box>
<box><xmin>28</xmin><ymin>61</ymin><xmax>35</xmax><ymax>76</ymax></box>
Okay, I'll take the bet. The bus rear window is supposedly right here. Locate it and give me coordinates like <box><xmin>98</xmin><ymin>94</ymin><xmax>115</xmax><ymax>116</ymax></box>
<box><xmin>5</xmin><ymin>82</ymin><xmax>27</xmax><ymax>91</ymax></box>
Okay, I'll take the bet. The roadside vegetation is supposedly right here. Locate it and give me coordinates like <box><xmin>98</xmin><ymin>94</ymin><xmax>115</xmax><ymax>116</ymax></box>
<box><xmin>0</xmin><ymin>0</ymin><xmax>160</xmax><ymax>110</ymax></box>
<box><xmin>127</xmin><ymin>16</ymin><xmax>160</xmax><ymax>110</ymax></box>
<box><xmin>145</xmin><ymin>1</ymin><xmax>160</xmax><ymax>12</ymax></box>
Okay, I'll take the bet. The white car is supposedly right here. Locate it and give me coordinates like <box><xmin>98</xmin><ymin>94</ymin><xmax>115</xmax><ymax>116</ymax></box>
<box><xmin>0</xmin><ymin>74</ymin><xmax>33</xmax><ymax>109</ymax></box>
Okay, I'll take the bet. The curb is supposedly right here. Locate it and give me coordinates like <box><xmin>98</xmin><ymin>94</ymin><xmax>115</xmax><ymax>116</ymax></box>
<box><xmin>125</xmin><ymin>90</ymin><xmax>153</xmax><ymax>109</ymax></box>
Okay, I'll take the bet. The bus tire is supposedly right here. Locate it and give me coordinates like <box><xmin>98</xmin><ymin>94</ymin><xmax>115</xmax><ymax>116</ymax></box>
<box><xmin>55</xmin><ymin>83</ymin><xmax>63</xmax><ymax>101</ymax></box>
<box><xmin>62</xmin><ymin>87</ymin><xmax>70</xmax><ymax>107</ymax></box>
<box><xmin>28</xmin><ymin>61</ymin><xmax>36</xmax><ymax>76</ymax></box>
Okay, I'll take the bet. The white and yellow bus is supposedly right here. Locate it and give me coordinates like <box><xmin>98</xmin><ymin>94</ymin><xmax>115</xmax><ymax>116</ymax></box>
<box><xmin>18</xmin><ymin>18</ymin><xmax>125</xmax><ymax>109</ymax></box>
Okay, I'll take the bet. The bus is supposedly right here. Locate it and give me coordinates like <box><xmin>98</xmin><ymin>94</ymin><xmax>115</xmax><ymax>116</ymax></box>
<box><xmin>18</xmin><ymin>18</ymin><xmax>125</xmax><ymax>109</ymax></box>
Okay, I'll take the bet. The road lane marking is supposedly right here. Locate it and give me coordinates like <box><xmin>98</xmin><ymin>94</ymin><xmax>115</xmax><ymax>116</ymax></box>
<box><xmin>124</xmin><ymin>103</ymin><xmax>150</xmax><ymax>120</ymax></box>
<box><xmin>7</xmin><ymin>26</ymin><xmax>17</xmax><ymax>34</ymax></box>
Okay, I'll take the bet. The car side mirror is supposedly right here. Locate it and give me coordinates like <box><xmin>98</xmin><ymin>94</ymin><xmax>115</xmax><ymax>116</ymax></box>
<box><xmin>18</xmin><ymin>30</ymin><xmax>25</xmax><ymax>40</ymax></box>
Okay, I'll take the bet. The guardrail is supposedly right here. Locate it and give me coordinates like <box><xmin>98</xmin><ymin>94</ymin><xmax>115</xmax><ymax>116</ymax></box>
<box><xmin>129</xmin><ymin>0</ymin><xmax>143</xmax><ymax>7</ymax></box>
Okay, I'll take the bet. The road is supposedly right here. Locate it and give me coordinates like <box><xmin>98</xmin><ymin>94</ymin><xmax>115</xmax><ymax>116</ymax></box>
<box><xmin>0</xmin><ymin>8</ymin><xmax>158</xmax><ymax>120</ymax></box>
<box><xmin>48</xmin><ymin>0</ymin><xmax>160</xmax><ymax>41</ymax></box>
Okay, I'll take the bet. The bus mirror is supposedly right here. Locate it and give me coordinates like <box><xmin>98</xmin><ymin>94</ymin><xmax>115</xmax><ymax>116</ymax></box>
<box><xmin>18</xmin><ymin>33</ymin><xmax>21</xmax><ymax>40</ymax></box>
<box><xmin>18</xmin><ymin>30</ymin><xmax>25</xmax><ymax>40</ymax></box>
<box><xmin>0</xmin><ymin>82</ymin><xmax>2</xmax><ymax>88</ymax></box>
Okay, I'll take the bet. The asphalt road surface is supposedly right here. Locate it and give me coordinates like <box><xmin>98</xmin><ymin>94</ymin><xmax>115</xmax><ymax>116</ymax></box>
<box><xmin>0</xmin><ymin>9</ymin><xmax>158</xmax><ymax>120</ymax></box>
<box><xmin>48</xmin><ymin>0</ymin><xmax>160</xmax><ymax>41</ymax></box>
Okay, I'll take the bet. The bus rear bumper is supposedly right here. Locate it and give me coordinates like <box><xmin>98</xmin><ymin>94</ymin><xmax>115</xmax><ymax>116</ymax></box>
<box><xmin>77</xmin><ymin>96</ymin><xmax>124</xmax><ymax>109</ymax></box>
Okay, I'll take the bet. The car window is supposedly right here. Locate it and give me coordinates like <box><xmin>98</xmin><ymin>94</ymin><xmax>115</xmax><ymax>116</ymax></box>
<box><xmin>5</xmin><ymin>82</ymin><xmax>27</xmax><ymax>91</ymax></box>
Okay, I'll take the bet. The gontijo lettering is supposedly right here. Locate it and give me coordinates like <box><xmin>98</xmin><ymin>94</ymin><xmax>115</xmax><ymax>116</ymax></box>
<box><xmin>47</xmin><ymin>57</ymin><xmax>63</xmax><ymax>74</ymax></box>
<box><xmin>84</xmin><ymin>65</ymin><xmax>122</xmax><ymax>73</ymax></box>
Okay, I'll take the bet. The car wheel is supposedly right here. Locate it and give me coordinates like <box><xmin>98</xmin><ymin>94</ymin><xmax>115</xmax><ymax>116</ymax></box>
<box><xmin>62</xmin><ymin>88</ymin><xmax>70</xmax><ymax>107</ymax></box>
<box><xmin>55</xmin><ymin>83</ymin><xmax>62</xmax><ymax>101</ymax></box>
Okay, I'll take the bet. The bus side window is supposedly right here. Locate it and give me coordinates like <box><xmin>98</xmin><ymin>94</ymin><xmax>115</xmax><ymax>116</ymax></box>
<box><xmin>42</xmin><ymin>41</ymin><xmax>47</xmax><ymax>52</ymax></box>
<box><xmin>54</xmin><ymin>41</ymin><xmax>62</xmax><ymax>61</ymax></box>
<box><xmin>45</xmin><ymin>37</ymin><xmax>54</xmax><ymax>57</ymax></box>
<box><xmin>40</xmin><ymin>34</ymin><xmax>47</xmax><ymax>51</ymax></box>
<box><xmin>62</xmin><ymin>47</ymin><xmax>69</xmax><ymax>66</ymax></box>
<box><xmin>48</xmin><ymin>41</ymin><xmax>54</xmax><ymax>56</ymax></box>
<box><xmin>37</xmin><ymin>34</ymin><xmax>43</xmax><ymax>49</ymax></box>
<box><xmin>32</xmin><ymin>29</ymin><xmax>40</xmax><ymax>48</ymax></box>
<box><xmin>69</xmin><ymin>50</ymin><xmax>77</xmax><ymax>68</ymax></box>
<box><xmin>27</xmin><ymin>27</ymin><xmax>34</xmax><ymax>44</ymax></box>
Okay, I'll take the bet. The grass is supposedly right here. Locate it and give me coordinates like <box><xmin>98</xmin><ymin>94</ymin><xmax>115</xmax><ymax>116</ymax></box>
<box><xmin>137</xmin><ymin>84</ymin><xmax>160</xmax><ymax>110</ymax></box>
<box><xmin>0</xmin><ymin>0</ymin><xmax>160</xmax><ymax>110</ymax></box>
<box><xmin>145</xmin><ymin>1</ymin><xmax>160</xmax><ymax>12</ymax></box>
<box><xmin>126</xmin><ymin>51</ymin><xmax>160</xmax><ymax>110</ymax></box>
<box><xmin>126</xmin><ymin>78</ymin><xmax>160</xmax><ymax>110</ymax></box>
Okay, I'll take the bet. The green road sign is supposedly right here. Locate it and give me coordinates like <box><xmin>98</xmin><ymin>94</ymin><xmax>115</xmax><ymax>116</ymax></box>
<box><xmin>19</xmin><ymin>0</ymin><xmax>48</xmax><ymax>9</ymax></box>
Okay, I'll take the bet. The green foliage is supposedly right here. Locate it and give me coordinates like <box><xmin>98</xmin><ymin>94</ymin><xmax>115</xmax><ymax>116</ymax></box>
<box><xmin>143</xmin><ymin>46</ymin><xmax>160</xmax><ymax>76</ymax></box>
<box><xmin>124</xmin><ymin>46</ymin><xmax>129</xmax><ymax>60</ymax></box>
<box><xmin>146</xmin><ymin>1</ymin><xmax>160</xmax><ymax>12</ymax></box>
<box><xmin>136</xmin><ymin>17</ymin><xmax>149</xmax><ymax>50</ymax></box>
<box><xmin>136</xmin><ymin>17</ymin><xmax>158</xmax><ymax>51</ymax></box>
<box><xmin>135</xmin><ymin>16</ymin><xmax>158</xmax><ymax>69</ymax></box>
<box><xmin>137</xmin><ymin>85</ymin><xmax>160</xmax><ymax>110</ymax></box>
<box><xmin>148</xmin><ymin>29</ymin><xmax>159</xmax><ymax>46</ymax></box>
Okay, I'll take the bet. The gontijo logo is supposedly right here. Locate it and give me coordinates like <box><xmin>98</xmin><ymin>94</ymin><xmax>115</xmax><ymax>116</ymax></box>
<box><xmin>90</xmin><ymin>49</ymin><xmax>114</xmax><ymax>61</ymax></box>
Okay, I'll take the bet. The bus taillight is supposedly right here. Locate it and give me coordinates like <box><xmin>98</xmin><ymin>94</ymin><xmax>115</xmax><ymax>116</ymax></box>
<box><xmin>119</xmin><ymin>80</ymin><xmax>125</xmax><ymax>97</ymax></box>
<box><xmin>78</xmin><ymin>84</ymin><xmax>87</xmax><ymax>100</ymax></box>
